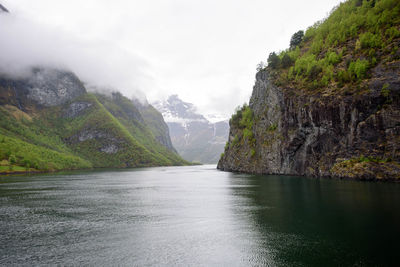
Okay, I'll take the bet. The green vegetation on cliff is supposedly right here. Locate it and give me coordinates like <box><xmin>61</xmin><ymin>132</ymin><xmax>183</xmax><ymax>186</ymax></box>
<box><xmin>227</xmin><ymin>104</ymin><xmax>256</xmax><ymax>156</ymax></box>
<box><xmin>219</xmin><ymin>0</ymin><xmax>400</xmax><ymax>180</ymax></box>
<box><xmin>266</xmin><ymin>0</ymin><xmax>399</xmax><ymax>93</ymax></box>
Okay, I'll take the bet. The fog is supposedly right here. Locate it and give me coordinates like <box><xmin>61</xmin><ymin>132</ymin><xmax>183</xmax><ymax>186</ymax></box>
<box><xmin>0</xmin><ymin>11</ymin><xmax>153</xmax><ymax>100</ymax></box>
<box><xmin>0</xmin><ymin>0</ymin><xmax>344</xmax><ymax>117</ymax></box>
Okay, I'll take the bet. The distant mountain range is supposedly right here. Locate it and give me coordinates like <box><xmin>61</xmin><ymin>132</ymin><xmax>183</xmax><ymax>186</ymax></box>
<box><xmin>154</xmin><ymin>95</ymin><xmax>229</xmax><ymax>164</ymax></box>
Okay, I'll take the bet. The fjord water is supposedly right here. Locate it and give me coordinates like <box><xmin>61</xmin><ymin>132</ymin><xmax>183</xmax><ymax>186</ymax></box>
<box><xmin>1</xmin><ymin>166</ymin><xmax>399</xmax><ymax>266</ymax></box>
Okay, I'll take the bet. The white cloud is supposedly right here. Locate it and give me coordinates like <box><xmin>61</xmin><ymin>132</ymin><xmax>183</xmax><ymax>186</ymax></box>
<box><xmin>1</xmin><ymin>0</ymin><xmax>344</xmax><ymax>117</ymax></box>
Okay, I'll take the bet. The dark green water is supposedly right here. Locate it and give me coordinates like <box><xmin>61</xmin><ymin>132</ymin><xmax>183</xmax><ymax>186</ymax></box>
<box><xmin>1</xmin><ymin>165</ymin><xmax>399</xmax><ymax>266</ymax></box>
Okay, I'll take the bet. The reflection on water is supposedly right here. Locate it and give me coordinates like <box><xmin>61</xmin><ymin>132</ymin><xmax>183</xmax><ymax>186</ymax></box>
<box><xmin>229</xmin><ymin>174</ymin><xmax>400</xmax><ymax>266</ymax></box>
<box><xmin>1</xmin><ymin>166</ymin><xmax>399</xmax><ymax>266</ymax></box>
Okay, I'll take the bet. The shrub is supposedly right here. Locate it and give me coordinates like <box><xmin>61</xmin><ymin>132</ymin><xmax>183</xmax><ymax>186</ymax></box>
<box><xmin>336</xmin><ymin>70</ymin><xmax>351</xmax><ymax>85</ymax></box>
<box><xmin>348</xmin><ymin>59</ymin><xmax>369</xmax><ymax>80</ymax></box>
<box><xmin>325</xmin><ymin>51</ymin><xmax>341</xmax><ymax>65</ymax></box>
<box><xmin>8</xmin><ymin>154</ymin><xmax>17</xmax><ymax>164</ymax></box>
<box><xmin>294</xmin><ymin>54</ymin><xmax>316</xmax><ymax>76</ymax></box>
<box><xmin>239</xmin><ymin>106</ymin><xmax>253</xmax><ymax>130</ymax></box>
<box><xmin>230</xmin><ymin>107</ymin><xmax>243</xmax><ymax>127</ymax></box>
<box><xmin>307</xmin><ymin>64</ymin><xmax>322</xmax><ymax>80</ymax></box>
<box><xmin>267</xmin><ymin>52</ymin><xmax>280</xmax><ymax>69</ymax></box>
<box><xmin>381</xmin><ymin>83</ymin><xmax>390</xmax><ymax>97</ymax></box>
<box><xmin>267</xmin><ymin>123</ymin><xmax>278</xmax><ymax>131</ymax></box>
<box><xmin>243</xmin><ymin>128</ymin><xmax>253</xmax><ymax>139</ymax></box>
<box><xmin>281</xmin><ymin>53</ymin><xmax>293</xmax><ymax>68</ymax></box>
<box><xmin>290</xmin><ymin>30</ymin><xmax>304</xmax><ymax>49</ymax></box>
<box><xmin>385</xmin><ymin>26</ymin><xmax>400</xmax><ymax>41</ymax></box>
<box><xmin>232</xmin><ymin>135</ymin><xmax>239</xmax><ymax>146</ymax></box>
<box><xmin>359</xmin><ymin>32</ymin><xmax>382</xmax><ymax>49</ymax></box>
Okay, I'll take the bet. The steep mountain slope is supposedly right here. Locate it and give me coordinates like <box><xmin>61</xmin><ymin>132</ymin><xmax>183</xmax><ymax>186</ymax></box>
<box><xmin>154</xmin><ymin>95</ymin><xmax>229</xmax><ymax>163</ymax></box>
<box><xmin>133</xmin><ymin>98</ymin><xmax>177</xmax><ymax>153</ymax></box>
<box><xmin>0</xmin><ymin>68</ymin><xmax>187</xmax><ymax>174</ymax></box>
<box><xmin>218</xmin><ymin>0</ymin><xmax>400</xmax><ymax>180</ymax></box>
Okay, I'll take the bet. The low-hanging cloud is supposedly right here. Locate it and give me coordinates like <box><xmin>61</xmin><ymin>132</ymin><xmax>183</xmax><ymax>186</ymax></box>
<box><xmin>0</xmin><ymin>10</ymin><xmax>153</xmax><ymax>97</ymax></box>
<box><xmin>0</xmin><ymin>0</ymin><xmax>344</xmax><ymax>118</ymax></box>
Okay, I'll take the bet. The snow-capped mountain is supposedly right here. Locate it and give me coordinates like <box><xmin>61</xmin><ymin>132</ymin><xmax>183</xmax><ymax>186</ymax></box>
<box><xmin>153</xmin><ymin>95</ymin><xmax>229</xmax><ymax>164</ymax></box>
<box><xmin>154</xmin><ymin>95</ymin><xmax>207</xmax><ymax>123</ymax></box>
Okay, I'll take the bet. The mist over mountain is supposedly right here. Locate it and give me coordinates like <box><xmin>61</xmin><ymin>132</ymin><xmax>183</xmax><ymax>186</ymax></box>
<box><xmin>0</xmin><ymin>67</ymin><xmax>187</xmax><ymax>174</ymax></box>
<box><xmin>0</xmin><ymin>3</ymin><xmax>8</xmax><ymax>12</ymax></box>
<box><xmin>154</xmin><ymin>95</ymin><xmax>229</xmax><ymax>164</ymax></box>
<box><xmin>0</xmin><ymin>3</ymin><xmax>152</xmax><ymax>99</ymax></box>
<box><xmin>0</xmin><ymin>3</ymin><xmax>188</xmax><ymax>174</ymax></box>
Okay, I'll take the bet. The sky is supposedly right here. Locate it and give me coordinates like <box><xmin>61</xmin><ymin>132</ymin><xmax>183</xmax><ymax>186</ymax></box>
<box><xmin>0</xmin><ymin>0</ymin><xmax>343</xmax><ymax>118</ymax></box>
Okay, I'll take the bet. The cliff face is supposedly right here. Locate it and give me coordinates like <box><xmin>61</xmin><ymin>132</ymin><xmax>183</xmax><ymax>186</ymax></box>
<box><xmin>0</xmin><ymin>68</ymin><xmax>86</xmax><ymax>110</ymax></box>
<box><xmin>218</xmin><ymin>64</ymin><xmax>400</xmax><ymax>180</ymax></box>
<box><xmin>218</xmin><ymin>0</ymin><xmax>400</xmax><ymax>180</ymax></box>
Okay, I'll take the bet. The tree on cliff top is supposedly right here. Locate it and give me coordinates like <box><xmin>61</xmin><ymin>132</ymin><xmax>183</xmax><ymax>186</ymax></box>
<box><xmin>267</xmin><ymin>52</ymin><xmax>280</xmax><ymax>69</ymax></box>
<box><xmin>290</xmin><ymin>30</ymin><xmax>304</xmax><ymax>49</ymax></box>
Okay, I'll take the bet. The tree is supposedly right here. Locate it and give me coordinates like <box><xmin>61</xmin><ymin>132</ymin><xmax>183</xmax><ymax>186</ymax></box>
<box><xmin>281</xmin><ymin>54</ymin><xmax>293</xmax><ymax>68</ymax></box>
<box><xmin>267</xmin><ymin>52</ymin><xmax>280</xmax><ymax>69</ymax></box>
<box><xmin>8</xmin><ymin>154</ymin><xmax>17</xmax><ymax>164</ymax></box>
<box><xmin>256</xmin><ymin>61</ymin><xmax>266</xmax><ymax>71</ymax></box>
<box><xmin>290</xmin><ymin>30</ymin><xmax>304</xmax><ymax>49</ymax></box>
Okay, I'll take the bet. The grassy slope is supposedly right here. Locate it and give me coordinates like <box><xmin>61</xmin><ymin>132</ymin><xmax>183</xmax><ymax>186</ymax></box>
<box><xmin>96</xmin><ymin>93</ymin><xmax>187</xmax><ymax>166</ymax></box>
<box><xmin>0</xmin><ymin>92</ymin><xmax>187</xmax><ymax>174</ymax></box>
<box><xmin>0</xmin><ymin>105</ymin><xmax>92</xmax><ymax>173</ymax></box>
<box><xmin>269</xmin><ymin>0</ymin><xmax>399</xmax><ymax>94</ymax></box>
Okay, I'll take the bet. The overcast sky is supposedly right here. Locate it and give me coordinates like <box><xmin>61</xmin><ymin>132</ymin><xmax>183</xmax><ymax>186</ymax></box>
<box><xmin>1</xmin><ymin>0</ymin><xmax>343</xmax><ymax>117</ymax></box>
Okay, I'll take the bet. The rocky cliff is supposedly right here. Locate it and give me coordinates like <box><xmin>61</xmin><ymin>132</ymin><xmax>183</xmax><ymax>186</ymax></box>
<box><xmin>218</xmin><ymin>68</ymin><xmax>400</xmax><ymax>179</ymax></box>
<box><xmin>0</xmin><ymin>68</ymin><xmax>86</xmax><ymax>110</ymax></box>
<box><xmin>218</xmin><ymin>0</ymin><xmax>400</xmax><ymax>180</ymax></box>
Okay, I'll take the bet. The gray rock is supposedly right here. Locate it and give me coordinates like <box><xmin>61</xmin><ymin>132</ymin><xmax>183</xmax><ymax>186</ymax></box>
<box><xmin>63</xmin><ymin>102</ymin><xmax>92</xmax><ymax>118</ymax></box>
<box><xmin>218</xmin><ymin>66</ymin><xmax>400</xmax><ymax>180</ymax></box>
<box><xmin>0</xmin><ymin>68</ymin><xmax>87</xmax><ymax>109</ymax></box>
<box><xmin>100</xmin><ymin>144</ymin><xmax>119</xmax><ymax>154</ymax></box>
<box><xmin>66</xmin><ymin>129</ymin><xmax>121</xmax><ymax>154</ymax></box>
<box><xmin>27</xmin><ymin>68</ymin><xmax>86</xmax><ymax>107</ymax></box>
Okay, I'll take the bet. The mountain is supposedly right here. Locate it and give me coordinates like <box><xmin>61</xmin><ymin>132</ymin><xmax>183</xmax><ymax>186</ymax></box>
<box><xmin>0</xmin><ymin>68</ymin><xmax>187</xmax><ymax>174</ymax></box>
<box><xmin>132</xmin><ymin>98</ymin><xmax>177</xmax><ymax>153</ymax></box>
<box><xmin>154</xmin><ymin>95</ymin><xmax>229</xmax><ymax>164</ymax></box>
<box><xmin>218</xmin><ymin>0</ymin><xmax>400</xmax><ymax>180</ymax></box>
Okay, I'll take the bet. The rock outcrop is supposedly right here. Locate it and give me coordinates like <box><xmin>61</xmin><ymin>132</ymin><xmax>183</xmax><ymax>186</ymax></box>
<box><xmin>0</xmin><ymin>68</ymin><xmax>86</xmax><ymax>110</ymax></box>
<box><xmin>218</xmin><ymin>65</ymin><xmax>400</xmax><ymax>180</ymax></box>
